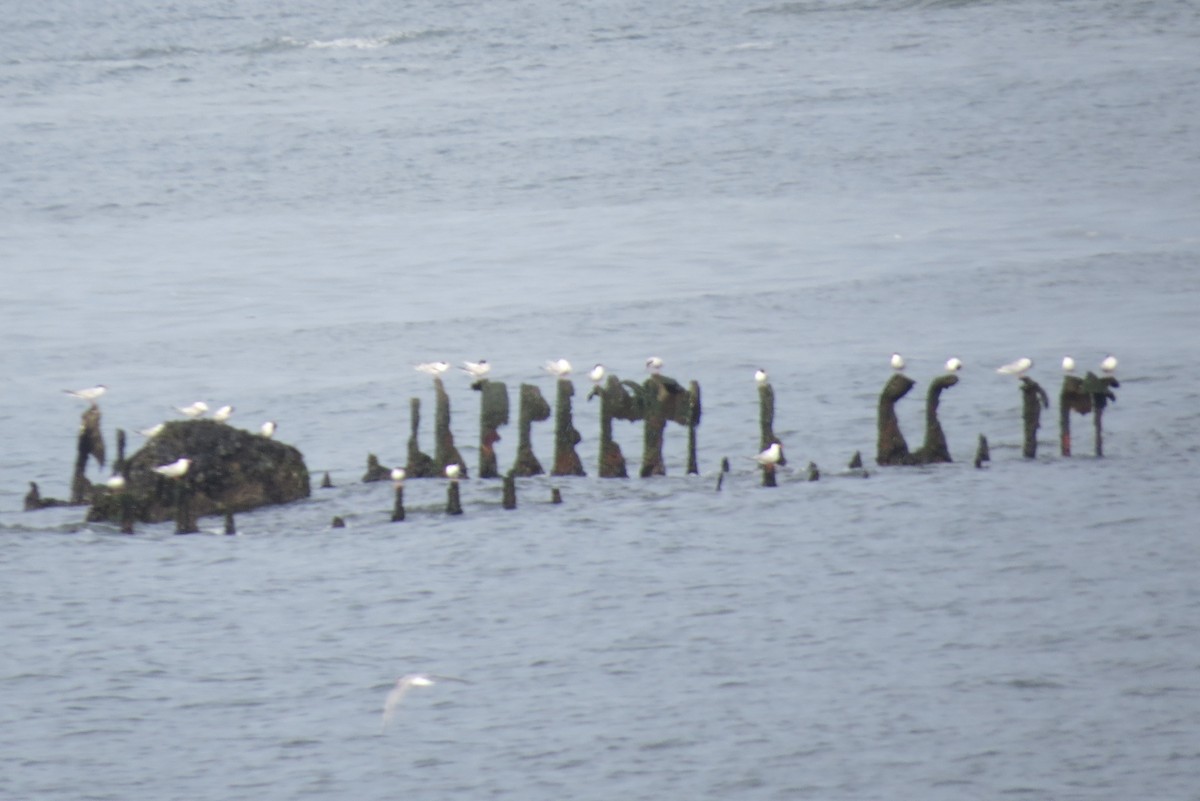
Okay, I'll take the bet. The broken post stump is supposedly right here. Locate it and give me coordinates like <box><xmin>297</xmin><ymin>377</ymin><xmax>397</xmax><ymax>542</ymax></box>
<box><xmin>758</xmin><ymin>378</ymin><xmax>784</xmax><ymax>487</ymax></box>
<box><xmin>1059</xmin><ymin>375</ymin><xmax>1089</xmax><ymax>456</ymax></box>
<box><xmin>502</xmin><ymin>473</ymin><xmax>516</xmax><ymax>510</ymax></box>
<box><xmin>1020</xmin><ymin>376</ymin><xmax>1050</xmax><ymax>459</ymax></box>
<box><xmin>913</xmin><ymin>373</ymin><xmax>958</xmax><ymax>464</ymax></box>
<box><xmin>433</xmin><ymin>378</ymin><xmax>467</xmax><ymax>479</ymax></box>
<box><xmin>362</xmin><ymin>454</ymin><xmax>390</xmax><ymax>482</ymax></box>
<box><xmin>590</xmin><ymin>374</ymin><xmax>643</xmax><ymax>478</ymax></box>
<box><xmin>1081</xmin><ymin>372</ymin><xmax>1120</xmax><ymax>457</ymax></box>
<box><xmin>474</xmin><ymin>380</ymin><xmax>509</xmax><ymax>479</ymax></box>
<box><xmin>446</xmin><ymin>480</ymin><xmax>463</xmax><ymax>515</ymax></box>
<box><xmin>70</xmin><ymin>405</ymin><xmax>107</xmax><ymax>505</ymax></box>
<box><xmin>685</xmin><ymin>381</ymin><xmax>701</xmax><ymax>476</ymax></box>
<box><xmin>639</xmin><ymin>373</ymin><xmax>691</xmax><ymax>478</ymax></box>
<box><xmin>876</xmin><ymin>374</ymin><xmax>917</xmax><ymax>466</ymax></box>
<box><xmin>512</xmin><ymin>383</ymin><xmax>551</xmax><ymax>477</ymax></box>
<box><xmin>405</xmin><ymin>398</ymin><xmax>436</xmax><ymax>478</ymax></box>
<box><xmin>974</xmin><ymin>434</ymin><xmax>991</xmax><ymax>468</ymax></box>
<box><xmin>391</xmin><ymin>482</ymin><xmax>406</xmax><ymax>522</ymax></box>
<box><xmin>551</xmin><ymin>378</ymin><xmax>586</xmax><ymax>477</ymax></box>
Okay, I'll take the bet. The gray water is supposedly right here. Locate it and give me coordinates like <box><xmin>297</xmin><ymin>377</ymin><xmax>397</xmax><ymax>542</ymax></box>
<box><xmin>3</xmin><ymin>0</ymin><xmax>1200</xmax><ymax>798</ymax></box>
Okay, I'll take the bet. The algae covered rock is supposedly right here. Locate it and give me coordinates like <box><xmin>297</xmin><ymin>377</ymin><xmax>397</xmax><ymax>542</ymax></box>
<box><xmin>88</xmin><ymin>419</ymin><xmax>310</xmax><ymax>524</ymax></box>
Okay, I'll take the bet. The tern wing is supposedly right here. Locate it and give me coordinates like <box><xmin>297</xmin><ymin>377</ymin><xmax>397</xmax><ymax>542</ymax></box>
<box><xmin>380</xmin><ymin>683</ymin><xmax>412</xmax><ymax>731</ymax></box>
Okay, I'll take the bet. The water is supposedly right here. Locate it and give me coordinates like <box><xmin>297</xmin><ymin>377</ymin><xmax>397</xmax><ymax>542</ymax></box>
<box><xmin>3</xmin><ymin>0</ymin><xmax>1200</xmax><ymax>798</ymax></box>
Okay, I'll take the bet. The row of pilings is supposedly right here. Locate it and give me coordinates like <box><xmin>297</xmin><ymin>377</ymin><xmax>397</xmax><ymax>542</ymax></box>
<box><xmin>32</xmin><ymin>366</ymin><xmax>1122</xmax><ymax>533</ymax></box>
<box><xmin>364</xmin><ymin>373</ymin><xmax>703</xmax><ymax>484</ymax></box>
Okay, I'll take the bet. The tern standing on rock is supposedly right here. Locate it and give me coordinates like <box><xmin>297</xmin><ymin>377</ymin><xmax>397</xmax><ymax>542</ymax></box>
<box><xmin>176</xmin><ymin>401</ymin><xmax>209</xmax><ymax>419</ymax></box>
<box><xmin>153</xmin><ymin>457</ymin><xmax>192</xmax><ymax>479</ymax></box>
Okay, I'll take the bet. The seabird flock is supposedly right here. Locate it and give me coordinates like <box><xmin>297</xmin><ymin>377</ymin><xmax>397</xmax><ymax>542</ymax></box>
<box><xmin>64</xmin><ymin>352</ymin><xmax>1120</xmax><ymax>488</ymax></box>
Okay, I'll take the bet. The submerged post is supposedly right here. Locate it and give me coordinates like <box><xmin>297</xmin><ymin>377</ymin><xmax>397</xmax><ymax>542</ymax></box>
<box><xmin>446</xmin><ymin>480</ymin><xmax>463</xmax><ymax>515</ymax></box>
<box><xmin>913</xmin><ymin>373</ymin><xmax>958</xmax><ymax>464</ymax></box>
<box><xmin>475</xmin><ymin>380</ymin><xmax>509</xmax><ymax>479</ymax></box>
<box><xmin>512</xmin><ymin>383</ymin><xmax>551</xmax><ymax>477</ymax></box>
<box><xmin>876</xmin><ymin>374</ymin><xmax>917</xmax><ymax>466</ymax></box>
<box><xmin>1020</xmin><ymin>376</ymin><xmax>1050</xmax><ymax>459</ymax></box>
<box><xmin>502</xmin><ymin>473</ymin><xmax>516</xmax><ymax>510</ymax></box>
<box><xmin>974</xmin><ymin>434</ymin><xmax>990</xmax><ymax>468</ymax></box>
<box><xmin>551</xmin><ymin>378</ymin><xmax>586</xmax><ymax>477</ymax></box>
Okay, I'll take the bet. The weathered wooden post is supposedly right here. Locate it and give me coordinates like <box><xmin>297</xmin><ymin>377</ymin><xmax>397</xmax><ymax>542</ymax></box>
<box><xmin>1081</xmin><ymin>372</ymin><xmax>1119</xmax><ymax>457</ymax></box>
<box><xmin>175</xmin><ymin>473</ymin><xmax>199</xmax><ymax>535</ymax></box>
<box><xmin>405</xmin><ymin>398</ymin><xmax>436</xmax><ymax>478</ymax></box>
<box><xmin>223</xmin><ymin>510</ymin><xmax>236</xmax><ymax>536</ymax></box>
<box><xmin>114</xmin><ymin>429</ymin><xmax>127</xmax><ymax>475</ymax></box>
<box><xmin>502</xmin><ymin>473</ymin><xmax>517</xmax><ymax>510</ymax></box>
<box><xmin>551</xmin><ymin>378</ymin><xmax>586</xmax><ymax>477</ymax></box>
<box><xmin>974</xmin><ymin>434</ymin><xmax>990</xmax><ymax>468</ymax></box>
<box><xmin>639</xmin><ymin>373</ymin><xmax>690</xmax><ymax>477</ymax></box>
<box><xmin>589</xmin><ymin>374</ymin><xmax>643</xmax><ymax>478</ymax></box>
<box><xmin>715</xmin><ymin>456</ymin><xmax>730</xmax><ymax>491</ymax></box>
<box><xmin>1059</xmin><ymin>375</ymin><xmax>1088</xmax><ymax>456</ymax></box>
<box><xmin>433</xmin><ymin>378</ymin><xmax>467</xmax><ymax>479</ymax></box>
<box><xmin>685</xmin><ymin>381</ymin><xmax>701</xmax><ymax>476</ymax></box>
<box><xmin>757</xmin><ymin>375</ymin><xmax>784</xmax><ymax>487</ymax></box>
<box><xmin>876</xmin><ymin>374</ymin><xmax>916</xmax><ymax>466</ymax></box>
<box><xmin>1020</xmin><ymin>376</ymin><xmax>1050</xmax><ymax>459</ymax></box>
<box><xmin>512</xmin><ymin>384</ymin><xmax>551</xmax><ymax>477</ymax></box>
<box><xmin>391</xmin><ymin>469</ymin><xmax>406</xmax><ymax>522</ymax></box>
<box><xmin>474</xmin><ymin>380</ymin><xmax>509</xmax><ymax>479</ymax></box>
<box><xmin>70</xmin><ymin>405</ymin><xmax>106</xmax><ymax>504</ymax></box>
<box><xmin>446</xmin><ymin>479</ymin><xmax>463</xmax><ymax>515</ymax></box>
<box><xmin>913</xmin><ymin>374</ymin><xmax>958</xmax><ymax>464</ymax></box>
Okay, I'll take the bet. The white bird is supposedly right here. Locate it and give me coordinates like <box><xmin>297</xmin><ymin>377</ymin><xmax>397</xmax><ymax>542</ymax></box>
<box><xmin>390</xmin><ymin>467</ymin><xmax>406</xmax><ymax>483</ymax></box>
<box><xmin>137</xmin><ymin>423</ymin><xmax>166</xmax><ymax>438</ymax></box>
<box><xmin>415</xmin><ymin>361</ymin><xmax>450</xmax><ymax>377</ymax></box>
<box><xmin>543</xmin><ymin>358</ymin><xmax>572</xmax><ymax>377</ymax></box>
<box><xmin>381</xmin><ymin>674</ymin><xmax>470</xmax><ymax>731</ymax></box>
<box><xmin>212</xmin><ymin>405</ymin><xmax>234</xmax><ymax>423</ymax></box>
<box><xmin>176</xmin><ymin>401</ymin><xmax>209</xmax><ymax>418</ymax></box>
<box><xmin>890</xmin><ymin>352</ymin><xmax>905</xmax><ymax>371</ymax></box>
<box><xmin>588</xmin><ymin>364</ymin><xmax>606</xmax><ymax>384</ymax></box>
<box><xmin>104</xmin><ymin>474</ymin><xmax>126</xmax><ymax>491</ymax></box>
<box><xmin>64</xmin><ymin>385</ymin><xmax>107</xmax><ymax>402</ymax></box>
<box><xmin>460</xmin><ymin>360</ymin><xmax>490</xmax><ymax>380</ymax></box>
<box><xmin>445</xmin><ymin>463</ymin><xmax>461</xmax><ymax>481</ymax></box>
<box><xmin>645</xmin><ymin>356</ymin><xmax>664</xmax><ymax>374</ymax></box>
<box><xmin>1100</xmin><ymin>354</ymin><xmax>1118</xmax><ymax>374</ymax></box>
<box><xmin>753</xmin><ymin>442</ymin><xmax>783</xmax><ymax>468</ymax></box>
<box><xmin>944</xmin><ymin>357</ymin><xmax>964</xmax><ymax>373</ymax></box>
<box><xmin>1062</xmin><ymin>355</ymin><xmax>1076</xmax><ymax>373</ymax></box>
<box><xmin>754</xmin><ymin>368</ymin><xmax>769</xmax><ymax>385</ymax></box>
<box><xmin>260</xmin><ymin>421</ymin><xmax>277</xmax><ymax>439</ymax></box>
<box><xmin>996</xmin><ymin>357</ymin><xmax>1033</xmax><ymax>377</ymax></box>
<box><xmin>153</xmin><ymin>457</ymin><xmax>192</xmax><ymax>479</ymax></box>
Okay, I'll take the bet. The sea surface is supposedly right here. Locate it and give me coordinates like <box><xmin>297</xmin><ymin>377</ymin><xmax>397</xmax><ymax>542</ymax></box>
<box><xmin>3</xmin><ymin>0</ymin><xmax>1199</xmax><ymax>799</ymax></box>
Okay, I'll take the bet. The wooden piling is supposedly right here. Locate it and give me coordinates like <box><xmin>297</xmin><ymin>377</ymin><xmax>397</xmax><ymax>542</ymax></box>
<box><xmin>1058</xmin><ymin>375</ymin><xmax>1089</xmax><ymax>456</ymax></box>
<box><xmin>591</xmin><ymin>374</ymin><xmax>643</xmax><ymax>478</ymax></box>
<box><xmin>502</xmin><ymin>473</ymin><xmax>516</xmax><ymax>509</ymax></box>
<box><xmin>1020</xmin><ymin>376</ymin><xmax>1050</xmax><ymax>459</ymax></box>
<box><xmin>391</xmin><ymin>483</ymin><xmax>406</xmax><ymax>522</ymax></box>
<box><xmin>876</xmin><ymin>374</ymin><xmax>917</xmax><ymax>466</ymax></box>
<box><xmin>405</xmin><ymin>398</ymin><xmax>436</xmax><ymax>478</ymax></box>
<box><xmin>551</xmin><ymin>378</ymin><xmax>586</xmax><ymax>477</ymax></box>
<box><xmin>639</xmin><ymin>373</ymin><xmax>690</xmax><ymax>478</ymax></box>
<box><xmin>71</xmin><ymin>405</ymin><xmax>106</xmax><ymax>504</ymax></box>
<box><xmin>1081</xmin><ymin>372</ymin><xmax>1119</xmax><ymax>457</ymax></box>
<box><xmin>758</xmin><ymin>378</ymin><xmax>784</xmax><ymax>486</ymax></box>
<box><xmin>433</xmin><ymin>378</ymin><xmax>467</xmax><ymax>479</ymax></box>
<box><xmin>446</xmin><ymin>480</ymin><xmax>463</xmax><ymax>515</ymax></box>
<box><xmin>913</xmin><ymin>374</ymin><xmax>958</xmax><ymax>464</ymax></box>
<box><xmin>475</xmin><ymin>380</ymin><xmax>509</xmax><ymax>479</ymax></box>
<box><xmin>512</xmin><ymin>383</ymin><xmax>551</xmax><ymax>477</ymax></box>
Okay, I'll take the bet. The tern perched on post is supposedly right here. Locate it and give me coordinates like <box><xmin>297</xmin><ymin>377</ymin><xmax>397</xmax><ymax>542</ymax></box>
<box><xmin>588</xmin><ymin>364</ymin><xmax>606</xmax><ymax>384</ymax></box>
<box><xmin>1062</xmin><ymin>356</ymin><xmax>1076</xmax><ymax>373</ymax></box>
<box><xmin>890</xmin><ymin>353</ymin><xmax>905</xmax><ymax>371</ymax></box>
<box><xmin>1100</xmin><ymin>354</ymin><xmax>1118</xmax><ymax>374</ymax></box>
<box><xmin>543</xmin><ymin>358</ymin><xmax>572</xmax><ymax>378</ymax></box>
<box><xmin>64</xmin><ymin>385</ymin><xmax>107</xmax><ymax>402</ymax></box>
<box><xmin>415</xmin><ymin>361</ymin><xmax>450</xmax><ymax>377</ymax></box>
<box><xmin>944</xmin><ymin>357</ymin><xmax>964</xmax><ymax>373</ymax></box>
<box><xmin>645</xmin><ymin>356</ymin><xmax>664</xmax><ymax>374</ymax></box>
<box><xmin>460</xmin><ymin>360</ymin><xmax>490</xmax><ymax>380</ymax></box>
